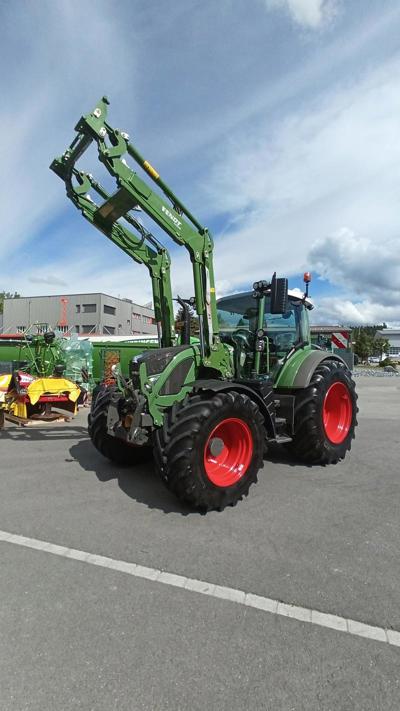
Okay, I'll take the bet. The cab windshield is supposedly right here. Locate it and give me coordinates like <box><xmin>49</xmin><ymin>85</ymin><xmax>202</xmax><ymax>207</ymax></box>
<box><xmin>217</xmin><ymin>291</ymin><xmax>306</xmax><ymax>357</ymax></box>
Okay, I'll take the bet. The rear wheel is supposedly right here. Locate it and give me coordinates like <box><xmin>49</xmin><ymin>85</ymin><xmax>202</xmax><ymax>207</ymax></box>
<box><xmin>153</xmin><ymin>390</ymin><xmax>265</xmax><ymax>511</ymax></box>
<box><xmin>289</xmin><ymin>359</ymin><xmax>358</xmax><ymax>464</ymax></box>
<box><xmin>88</xmin><ymin>384</ymin><xmax>151</xmax><ymax>466</ymax></box>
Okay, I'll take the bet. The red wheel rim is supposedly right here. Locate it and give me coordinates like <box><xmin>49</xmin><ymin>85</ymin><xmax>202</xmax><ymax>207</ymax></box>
<box><xmin>323</xmin><ymin>382</ymin><xmax>352</xmax><ymax>444</ymax></box>
<box><xmin>203</xmin><ymin>418</ymin><xmax>254</xmax><ymax>487</ymax></box>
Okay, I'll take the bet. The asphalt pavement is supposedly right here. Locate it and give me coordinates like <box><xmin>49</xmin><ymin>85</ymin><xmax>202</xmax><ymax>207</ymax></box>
<box><xmin>0</xmin><ymin>377</ymin><xmax>399</xmax><ymax>710</ymax></box>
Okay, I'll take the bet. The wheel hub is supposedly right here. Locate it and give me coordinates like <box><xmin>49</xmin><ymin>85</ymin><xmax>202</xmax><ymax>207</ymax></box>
<box><xmin>208</xmin><ymin>437</ymin><xmax>225</xmax><ymax>458</ymax></box>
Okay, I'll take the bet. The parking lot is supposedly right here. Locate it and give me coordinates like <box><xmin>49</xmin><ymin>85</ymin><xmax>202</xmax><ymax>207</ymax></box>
<box><xmin>1</xmin><ymin>377</ymin><xmax>399</xmax><ymax>710</ymax></box>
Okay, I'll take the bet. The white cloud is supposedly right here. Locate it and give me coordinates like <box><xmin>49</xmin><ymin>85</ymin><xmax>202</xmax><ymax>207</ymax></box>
<box><xmin>0</xmin><ymin>0</ymin><xmax>139</xmax><ymax>262</ymax></box>
<box><xmin>2</xmin><ymin>1</ymin><xmax>400</xmax><ymax>331</ymax></box>
<box><xmin>29</xmin><ymin>275</ymin><xmax>68</xmax><ymax>287</ymax></box>
<box><xmin>264</xmin><ymin>0</ymin><xmax>338</xmax><ymax>28</ymax></box>
<box><xmin>10</xmin><ymin>237</ymin><xmax>155</xmax><ymax>305</ymax></box>
<box><xmin>312</xmin><ymin>298</ymin><xmax>400</xmax><ymax>327</ymax></box>
<box><xmin>203</xmin><ymin>54</ymin><xmax>400</xmax><ymax>323</ymax></box>
<box><xmin>309</xmin><ymin>228</ymin><xmax>400</xmax><ymax>305</ymax></box>
<box><xmin>156</xmin><ymin>5</ymin><xmax>398</xmax><ymax>168</ymax></box>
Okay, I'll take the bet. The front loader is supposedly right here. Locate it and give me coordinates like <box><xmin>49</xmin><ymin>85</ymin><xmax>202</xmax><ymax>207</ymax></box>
<box><xmin>51</xmin><ymin>97</ymin><xmax>357</xmax><ymax>511</ymax></box>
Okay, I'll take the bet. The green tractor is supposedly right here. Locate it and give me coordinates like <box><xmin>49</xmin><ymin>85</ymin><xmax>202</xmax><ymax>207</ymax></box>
<box><xmin>51</xmin><ymin>97</ymin><xmax>357</xmax><ymax>511</ymax></box>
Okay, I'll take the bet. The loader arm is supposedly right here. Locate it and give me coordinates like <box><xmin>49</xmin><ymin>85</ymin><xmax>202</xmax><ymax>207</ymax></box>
<box><xmin>50</xmin><ymin>97</ymin><xmax>226</xmax><ymax>370</ymax></box>
<box><xmin>54</xmin><ymin>165</ymin><xmax>174</xmax><ymax>347</ymax></box>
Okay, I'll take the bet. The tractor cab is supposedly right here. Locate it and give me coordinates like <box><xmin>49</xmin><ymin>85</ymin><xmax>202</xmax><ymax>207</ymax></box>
<box><xmin>217</xmin><ymin>290</ymin><xmax>312</xmax><ymax>379</ymax></box>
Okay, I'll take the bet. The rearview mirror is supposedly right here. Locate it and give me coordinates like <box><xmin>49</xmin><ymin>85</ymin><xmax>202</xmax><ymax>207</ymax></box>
<box><xmin>270</xmin><ymin>273</ymin><xmax>288</xmax><ymax>314</ymax></box>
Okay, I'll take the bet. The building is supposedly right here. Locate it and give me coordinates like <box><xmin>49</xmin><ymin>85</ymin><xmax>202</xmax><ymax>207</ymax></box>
<box><xmin>374</xmin><ymin>329</ymin><xmax>400</xmax><ymax>358</ymax></box>
<box><xmin>2</xmin><ymin>293</ymin><xmax>157</xmax><ymax>337</ymax></box>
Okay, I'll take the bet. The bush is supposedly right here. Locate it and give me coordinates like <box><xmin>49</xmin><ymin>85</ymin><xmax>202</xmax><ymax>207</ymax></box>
<box><xmin>379</xmin><ymin>357</ymin><xmax>396</xmax><ymax>369</ymax></box>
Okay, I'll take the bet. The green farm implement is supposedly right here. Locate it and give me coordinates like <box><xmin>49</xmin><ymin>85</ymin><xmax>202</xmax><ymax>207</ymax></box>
<box><xmin>0</xmin><ymin>329</ymin><xmax>81</xmax><ymax>427</ymax></box>
<box><xmin>51</xmin><ymin>97</ymin><xmax>357</xmax><ymax>511</ymax></box>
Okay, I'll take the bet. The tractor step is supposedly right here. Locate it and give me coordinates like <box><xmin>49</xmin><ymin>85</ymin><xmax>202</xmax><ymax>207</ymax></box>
<box><xmin>274</xmin><ymin>434</ymin><xmax>292</xmax><ymax>444</ymax></box>
<box><xmin>274</xmin><ymin>416</ymin><xmax>291</xmax><ymax>440</ymax></box>
<box><xmin>269</xmin><ymin>416</ymin><xmax>292</xmax><ymax>444</ymax></box>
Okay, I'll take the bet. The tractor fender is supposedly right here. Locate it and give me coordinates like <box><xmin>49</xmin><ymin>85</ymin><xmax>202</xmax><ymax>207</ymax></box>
<box><xmin>289</xmin><ymin>351</ymin><xmax>348</xmax><ymax>389</ymax></box>
<box><xmin>191</xmin><ymin>379</ymin><xmax>276</xmax><ymax>438</ymax></box>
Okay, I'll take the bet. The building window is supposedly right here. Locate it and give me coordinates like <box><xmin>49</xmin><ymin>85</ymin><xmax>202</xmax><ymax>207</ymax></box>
<box><xmin>142</xmin><ymin>315</ymin><xmax>153</xmax><ymax>325</ymax></box>
<box><xmin>103</xmin><ymin>326</ymin><xmax>116</xmax><ymax>335</ymax></box>
<box><xmin>76</xmin><ymin>305</ymin><xmax>81</xmax><ymax>313</ymax></box>
<box><xmin>75</xmin><ymin>325</ymin><xmax>80</xmax><ymax>333</ymax></box>
<box><xmin>83</xmin><ymin>303</ymin><xmax>96</xmax><ymax>313</ymax></box>
<box><xmin>388</xmin><ymin>347</ymin><xmax>400</xmax><ymax>356</ymax></box>
<box><xmin>81</xmin><ymin>325</ymin><xmax>96</xmax><ymax>334</ymax></box>
<box><xmin>132</xmin><ymin>312</ymin><xmax>141</xmax><ymax>320</ymax></box>
<box><xmin>104</xmin><ymin>304</ymin><xmax>116</xmax><ymax>315</ymax></box>
<box><xmin>17</xmin><ymin>326</ymin><xmax>26</xmax><ymax>333</ymax></box>
<box><xmin>58</xmin><ymin>325</ymin><xmax>69</xmax><ymax>333</ymax></box>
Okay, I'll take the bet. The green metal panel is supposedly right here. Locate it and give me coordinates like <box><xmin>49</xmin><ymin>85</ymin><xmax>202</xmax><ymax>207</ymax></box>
<box><xmin>273</xmin><ymin>346</ymin><xmax>315</xmax><ymax>389</ymax></box>
<box><xmin>0</xmin><ymin>340</ymin><xmax>27</xmax><ymax>368</ymax></box>
<box><xmin>274</xmin><ymin>347</ymin><xmax>347</xmax><ymax>389</ymax></box>
<box><xmin>141</xmin><ymin>346</ymin><xmax>200</xmax><ymax>425</ymax></box>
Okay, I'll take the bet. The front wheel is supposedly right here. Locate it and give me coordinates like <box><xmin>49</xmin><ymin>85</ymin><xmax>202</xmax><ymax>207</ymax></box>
<box><xmin>288</xmin><ymin>359</ymin><xmax>358</xmax><ymax>464</ymax></box>
<box><xmin>153</xmin><ymin>390</ymin><xmax>265</xmax><ymax>511</ymax></box>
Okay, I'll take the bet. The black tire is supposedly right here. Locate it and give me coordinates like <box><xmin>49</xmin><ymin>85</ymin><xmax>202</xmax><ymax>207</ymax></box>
<box><xmin>153</xmin><ymin>390</ymin><xmax>265</xmax><ymax>511</ymax></box>
<box><xmin>289</xmin><ymin>359</ymin><xmax>358</xmax><ymax>464</ymax></box>
<box><xmin>88</xmin><ymin>384</ymin><xmax>151</xmax><ymax>466</ymax></box>
<box><xmin>88</xmin><ymin>382</ymin><xmax>104</xmax><ymax>430</ymax></box>
<box><xmin>0</xmin><ymin>410</ymin><xmax>5</xmax><ymax>430</ymax></box>
<box><xmin>91</xmin><ymin>382</ymin><xmax>104</xmax><ymax>410</ymax></box>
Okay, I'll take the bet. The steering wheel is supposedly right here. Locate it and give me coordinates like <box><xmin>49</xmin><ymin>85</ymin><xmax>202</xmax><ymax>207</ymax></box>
<box><xmin>231</xmin><ymin>329</ymin><xmax>253</xmax><ymax>349</ymax></box>
<box><xmin>272</xmin><ymin>333</ymin><xmax>295</xmax><ymax>350</ymax></box>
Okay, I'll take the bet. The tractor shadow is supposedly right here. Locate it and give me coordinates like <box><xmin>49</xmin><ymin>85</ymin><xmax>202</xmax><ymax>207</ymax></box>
<box><xmin>69</xmin><ymin>438</ymin><xmax>305</xmax><ymax>515</ymax></box>
<box><xmin>265</xmin><ymin>443</ymin><xmax>308</xmax><ymax>467</ymax></box>
<box><xmin>69</xmin><ymin>438</ymin><xmax>196</xmax><ymax>516</ymax></box>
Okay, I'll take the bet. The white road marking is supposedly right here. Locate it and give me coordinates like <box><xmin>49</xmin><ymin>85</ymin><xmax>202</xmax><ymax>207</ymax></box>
<box><xmin>1</xmin><ymin>529</ymin><xmax>399</xmax><ymax>648</ymax></box>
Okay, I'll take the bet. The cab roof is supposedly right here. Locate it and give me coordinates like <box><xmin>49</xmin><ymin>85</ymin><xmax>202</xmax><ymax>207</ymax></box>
<box><xmin>217</xmin><ymin>290</ymin><xmax>313</xmax><ymax>313</ymax></box>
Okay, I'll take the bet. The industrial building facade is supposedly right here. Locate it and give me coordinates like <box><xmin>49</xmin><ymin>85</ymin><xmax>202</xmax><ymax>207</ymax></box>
<box><xmin>2</xmin><ymin>293</ymin><xmax>157</xmax><ymax>337</ymax></box>
<box><xmin>375</xmin><ymin>328</ymin><xmax>400</xmax><ymax>358</ymax></box>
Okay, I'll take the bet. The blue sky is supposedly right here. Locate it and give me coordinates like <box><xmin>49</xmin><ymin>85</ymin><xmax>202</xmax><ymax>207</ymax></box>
<box><xmin>1</xmin><ymin>0</ymin><xmax>400</xmax><ymax>325</ymax></box>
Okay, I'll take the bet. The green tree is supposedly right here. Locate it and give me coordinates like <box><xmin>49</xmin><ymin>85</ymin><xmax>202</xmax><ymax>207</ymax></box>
<box><xmin>374</xmin><ymin>338</ymin><xmax>390</xmax><ymax>358</ymax></box>
<box><xmin>351</xmin><ymin>324</ymin><xmax>389</xmax><ymax>362</ymax></box>
<box><xmin>0</xmin><ymin>291</ymin><xmax>20</xmax><ymax>314</ymax></box>
<box><xmin>353</xmin><ymin>330</ymin><xmax>374</xmax><ymax>362</ymax></box>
